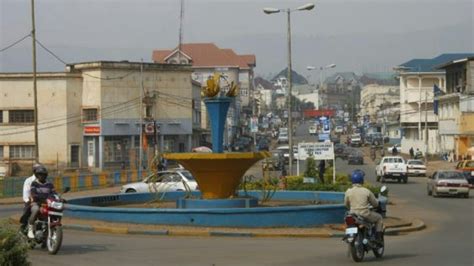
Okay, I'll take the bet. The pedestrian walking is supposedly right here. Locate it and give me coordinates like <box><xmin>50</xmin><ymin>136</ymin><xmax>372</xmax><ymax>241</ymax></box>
<box><xmin>409</xmin><ymin>147</ymin><xmax>414</xmax><ymax>158</ymax></box>
<box><xmin>318</xmin><ymin>160</ymin><xmax>326</xmax><ymax>184</ymax></box>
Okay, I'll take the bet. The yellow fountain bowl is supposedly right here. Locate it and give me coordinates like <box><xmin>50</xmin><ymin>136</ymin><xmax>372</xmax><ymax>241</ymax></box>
<box><xmin>163</xmin><ymin>152</ymin><xmax>270</xmax><ymax>199</ymax></box>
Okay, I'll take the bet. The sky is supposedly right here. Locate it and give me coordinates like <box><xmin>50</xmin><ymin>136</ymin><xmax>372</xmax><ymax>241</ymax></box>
<box><xmin>0</xmin><ymin>0</ymin><xmax>473</xmax><ymax>82</ymax></box>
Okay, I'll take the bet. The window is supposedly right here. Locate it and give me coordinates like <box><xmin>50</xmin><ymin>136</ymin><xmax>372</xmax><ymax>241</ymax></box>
<box><xmin>70</xmin><ymin>145</ymin><xmax>80</xmax><ymax>167</ymax></box>
<box><xmin>83</xmin><ymin>108</ymin><xmax>98</xmax><ymax>122</ymax></box>
<box><xmin>9</xmin><ymin>145</ymin><xmax>35</xmax><ymax>159</ymax></box>
<box><xmin>9</xmin><ymin>110</ymin><xmax>34</xmax><ymax>123</ymax></box>
<box><xmin>0</xmin><ymin>111</ymin><xmax>3</xmax><ymax>123</ymax></box>
<box><xmin>0</xmin><ymin>146</ymin><xmax>3</xmax><ymax>159</ymax></box>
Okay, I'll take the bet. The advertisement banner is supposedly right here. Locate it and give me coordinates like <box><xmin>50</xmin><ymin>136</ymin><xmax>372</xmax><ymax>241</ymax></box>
<box><xmin>250</xmin><ymin>117</ymin><xmax>258</xmax><ymax>133</ymax></box>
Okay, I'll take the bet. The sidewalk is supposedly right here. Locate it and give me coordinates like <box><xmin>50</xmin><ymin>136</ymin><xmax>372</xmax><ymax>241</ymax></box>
<box><xmin>2</xmin><ymin>186</ymin><xmax>426</xmax><ymax>238</ymax></box>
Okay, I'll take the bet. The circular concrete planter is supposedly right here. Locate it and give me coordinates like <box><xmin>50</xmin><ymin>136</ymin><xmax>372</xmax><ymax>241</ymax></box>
<box><xmin>65</xmin><ymin>191</ymin><xmax>346</xmax><ymax>228</ymax></box>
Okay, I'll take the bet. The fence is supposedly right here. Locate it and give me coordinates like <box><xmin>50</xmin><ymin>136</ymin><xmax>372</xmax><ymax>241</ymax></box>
<box><xmin>0</xmin><ymin>170</ymin><xmax>146</xmax><ymax>198</ymax></box>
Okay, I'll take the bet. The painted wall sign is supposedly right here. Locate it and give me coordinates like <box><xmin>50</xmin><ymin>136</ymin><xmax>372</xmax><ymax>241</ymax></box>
<box><xmin>84</xmin><ymin>126</ymin><xmax>100</xmax><ymax>135</ymax></box>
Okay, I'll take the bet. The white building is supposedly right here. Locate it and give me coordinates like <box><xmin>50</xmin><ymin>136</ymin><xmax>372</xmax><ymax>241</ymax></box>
<box><xmin>395</xmin><ymin>54</ymin><xmax>471</xmax><ymax>155</ymax></box>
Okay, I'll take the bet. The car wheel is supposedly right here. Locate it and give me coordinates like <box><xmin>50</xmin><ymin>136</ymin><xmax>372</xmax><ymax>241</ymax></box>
<box><xmin>125</xmin><ymin>188</ymin><xmax>137</xmax><ymax>193</ymax></box>
<box><xmin>432</xmin><ymin>189</ymin><xmax>438</xmax><ymax>197</ymax></box>
<box><xmin>463</xmin><ymin>193</ymin><xmax>469</xmax><ymax>198</ymax></box>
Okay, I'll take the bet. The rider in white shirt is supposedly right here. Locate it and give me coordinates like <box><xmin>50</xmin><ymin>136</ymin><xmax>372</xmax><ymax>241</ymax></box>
<box><xmin>20</xmin><ymin>163</ymin><xmax>42</xmax><ymax>230</ymax></box>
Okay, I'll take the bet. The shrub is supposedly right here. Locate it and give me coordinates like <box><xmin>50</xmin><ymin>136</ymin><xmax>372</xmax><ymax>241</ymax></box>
<box><xmin>0</xmin><ymin>219</ymin><xmax>30</xmax><ymax>266</ymax></box>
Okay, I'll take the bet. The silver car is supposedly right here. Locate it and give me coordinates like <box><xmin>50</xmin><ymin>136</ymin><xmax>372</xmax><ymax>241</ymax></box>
<box><xmin>120</xmin><ymin>169</ymin><xmax>198</xmax><ymax>193</ymax></box>
<box><xmin>427</xmin><ymin>171</ymin><xmax>470</xmax><ymax>198</ymax></box>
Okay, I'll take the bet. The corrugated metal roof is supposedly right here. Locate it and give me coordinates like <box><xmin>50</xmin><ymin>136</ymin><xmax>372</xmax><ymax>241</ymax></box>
<box><xmin>398</xmin><ymin>53</ymin><xmax>474</xmax><ymax>72</ymax></box>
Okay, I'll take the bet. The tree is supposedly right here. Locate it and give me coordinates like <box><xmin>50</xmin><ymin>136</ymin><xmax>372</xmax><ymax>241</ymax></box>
<box><xmin>304</xmin><ymin>156</ymin><xmax>318</xmax><ymax>181</ymax></box>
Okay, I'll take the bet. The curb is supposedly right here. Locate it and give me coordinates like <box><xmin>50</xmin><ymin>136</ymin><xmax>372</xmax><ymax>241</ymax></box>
<box><xmin>385</xmin><ymin>219</ymin><xmax>426</xmax><ymax>235</ymax></box>
<box><xmin>7</xmin><ymin>215</ymin><xmax>426</xmax><ymax>238</ymax></box>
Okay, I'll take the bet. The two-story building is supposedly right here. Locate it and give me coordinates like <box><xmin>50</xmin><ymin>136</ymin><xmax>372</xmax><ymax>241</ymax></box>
<box><xmin>0</xmin><ymin>61</ymin><xmax>200</xmax><ymax>174</ymax></box>
<box><xmin>152</xmin><ymin>43</ymin><xmax>256</xmax><ymax>144</ymax></box>
<box><xmin>395</xmin><ymin>53</ymin><xmax>473</xmax><ymax>155</ymax></box>
<box><xmin>436</xmin><ymin>56</ymin><xmax>474</xmax><ymax>159</ymax></box>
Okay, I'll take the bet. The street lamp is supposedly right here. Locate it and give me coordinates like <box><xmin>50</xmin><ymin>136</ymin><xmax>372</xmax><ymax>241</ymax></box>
<box><xmin>307</xmin><ymin>63</ymin><xmax>336</xmax><ymax>90</ymax></box>
<box><xmin>264</xmin><ymin>3</ymin><xmax>315</xmax><ymax>175</ymax></box>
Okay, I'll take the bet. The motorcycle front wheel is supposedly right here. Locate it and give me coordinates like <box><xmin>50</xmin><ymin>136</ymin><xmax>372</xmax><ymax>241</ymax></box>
<box><xmin>373</xmin><ymin>233</ymin><xmax>385</xmax><ymax>258</ymax></box>
<box><xmin>47</xmin><ymin>226</ymin><xmax>63</xmax><ymax>255</ymax></box>
<box><xmin>350</xmin><ymin>233</ymin><xmax>365</xmax><ymax>262</ymax></box>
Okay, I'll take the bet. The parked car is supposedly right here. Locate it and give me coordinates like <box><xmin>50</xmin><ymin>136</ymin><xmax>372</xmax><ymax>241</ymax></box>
<box><xmin>120</xmin><ymin>169</ymin><xmax>198</xmax><ymax>193</ymax></box>
<box><xmin>256</xmin><ymin>138</ymin><xmax>270</xmax><ymax>151</ymax></box>
<box><xmin>276</xmin><ymin>145</ymin><xmax>298</xmax><ymax>163</ymax></box>
<box><xmin>335</xmin><ymin>125</ymin><xmax>344</xmax><ymax>134</ymax></box>
<box><xmin>406</xmin><ymin>159</ymin><xmax>427</xmax><ymax>176</ymax></box>
<box><xmin>335</xmin><ymin>144</ymin><xmax>347</xmax><ymax>159</ymax></box>
<box><xmin>387</xmin><ymin>144</ymin><xmax>402</xmax><ymax>154</ymax></box>
<box><xmin>309</xmin><ymin>125</ymin><xmax>317</xmax><ymax>135</ymax></box>
<box><xmin>263</xmin><ymin>150</ymin><xmax>285</xmax><ymax>171</ymax></box>
<box><xmin>427</xmin><ymin>170</ymin><xmax>470</xmax><ymax>198</ymax></box>
<box><xmin>330</xmin><ymin>135</ymin><xmax>340</xmax><ymax>144</ymax></box>
<box><xmin>350</xmin><ymin>134</ymin><xmax>362</xmax><ymax>147</ymax></box>
<box><xmin>277</xmin><ymin>132</ymin><xmax>289</xmax><ymax>144</ymax></box>
<box><xmin>375</xmin><ymin>156</ymin><xmax>408</xmax><ymax>183</ymax></box>
<box><xmin>348</xmin><ymin>150</ymin><xmax>364</xmax><ymax>165</ymax></box>
<box><xmin>365</xmin><ymin>132</ymin><xmax>384</xmax><ymax>146</ymax></box>
<box><xmin>455</xmin><ymin>160</ymin><xmax>474</xmax><ymax>187</ymax></box>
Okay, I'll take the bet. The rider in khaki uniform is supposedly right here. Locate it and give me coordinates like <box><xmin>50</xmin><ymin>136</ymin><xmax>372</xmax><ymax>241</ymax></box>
<box><xmin>344</xmin><ymin>170</ymin><xmax>384</xmax><ymax>241</ymax></box>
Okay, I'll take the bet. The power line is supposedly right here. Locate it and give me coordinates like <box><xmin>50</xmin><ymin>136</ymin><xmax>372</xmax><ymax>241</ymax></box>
<box><xmin>34</xmin><ymin>38</ymin><xmax>137</xmax><ymax>80</ymax></box>
<box><xmin>0</xmin><ymin>34</ymin><xmax>31</xmax><ymax>52</ymax></box>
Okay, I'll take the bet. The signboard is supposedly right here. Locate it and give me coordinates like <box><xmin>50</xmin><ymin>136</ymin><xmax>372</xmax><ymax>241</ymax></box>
<box><xmin>84</xmin><ymin>126</ymin><xmax>100</xmax><ymax>135</ymax></box>
<box><xmin>144</xmin><ymin>122</ymin><xmax>155</xmax><ymax>135</ymax></box>
<box><xmin>298</xmin><ymin>142</ymin><xmax>334</xmax><ymax>160</ymax></box>
<box><xmin>303</xmin><ymin>109</ymin><xmax>335</xmax><ymax>118</ymax></box>
<box><xmin>250</xmin><ymin>117</ymin><xmax>258</xmax><ymax>133</ymax></box>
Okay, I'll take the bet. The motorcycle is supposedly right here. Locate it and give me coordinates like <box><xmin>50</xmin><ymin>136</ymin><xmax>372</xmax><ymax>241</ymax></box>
<box><xmin>21</xmin><ymin>187</ymin><xmax>70</xmax><ymax>255</ymax></box>
<box><xmin>343</xmin><ymin>186</ymin><xmax>388</xmax><ymax>262</ymax></box>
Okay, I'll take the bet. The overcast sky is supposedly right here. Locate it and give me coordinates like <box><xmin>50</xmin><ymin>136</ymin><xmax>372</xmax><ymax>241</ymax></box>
<box><xmin>1</xmin><ymin>0</ymin><xmax>472</xmax><ymax>81</ymax></box>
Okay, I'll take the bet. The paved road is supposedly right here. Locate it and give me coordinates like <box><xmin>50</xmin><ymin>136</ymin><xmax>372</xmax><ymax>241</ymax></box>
<box><xmin>1</xmin><ymin>123</ymin><xmax>472</xmax><ymax>265</ymax></box>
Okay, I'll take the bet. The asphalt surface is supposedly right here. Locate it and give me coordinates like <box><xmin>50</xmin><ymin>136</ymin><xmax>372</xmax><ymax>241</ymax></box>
<box><xmin>0</xmin><ymin>122</ymin><xmax>472</xmax><ymax>265</ymax></box>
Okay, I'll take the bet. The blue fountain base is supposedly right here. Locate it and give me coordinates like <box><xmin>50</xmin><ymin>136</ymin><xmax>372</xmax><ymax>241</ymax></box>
<box><xmin>176</xmin><ymin>198</ymin><xmax>258</xmax><ymax>209</ymax></box>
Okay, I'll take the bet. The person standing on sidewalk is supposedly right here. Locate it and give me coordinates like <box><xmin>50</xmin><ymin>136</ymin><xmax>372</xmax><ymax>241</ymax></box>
<box><xmin>318</xmin><ymin>160</ymin><xmax>326</xmax><ymax>184</ymax></box>
<box><xmin>20</xmin><ymin>163</ymin><xmax>43</xmax><ymax>231</ymax></box>
<box><xmin>409</xmin><ymin>147</ymin><xmax>414</xmax><ymax>159</ymax></box>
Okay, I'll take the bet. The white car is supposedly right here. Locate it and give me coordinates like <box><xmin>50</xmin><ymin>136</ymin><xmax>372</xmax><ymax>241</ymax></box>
<box><xmin>276</xmin><ymin>145</ymin><xmax>299</xmax><ymax>162</ymax></box>
<box><xmin>335</xmin><ymin>126</ymin><xmax>343</xmax><ymax>133</ymax></box>
<box><xmin>350</xmin><ymin>134</ymin><xmax>362</xmax><ymax>147</ymax></box>
<box><xmin>387</xmin><ymin>144</ymin><xmax>401</xmax><ymax>154</ymax></box>
<box><xmin>406</xmin><ymin>159</ymin><xmax>426</xmax><ymax>176</ymax></box>
<box><xmin>120</xmin><ymin>169</ymin><xmax>198</xmax><ymax>193</ymax></box>
<box><xmin>309</xmin><ymin>125</ymin><xmax>317</xmax><ymax>135</ymax></box>
<box><xmin>375</xmin><ymin>156</ymin><xmax>408</xmax><ymax>183</ymax></box>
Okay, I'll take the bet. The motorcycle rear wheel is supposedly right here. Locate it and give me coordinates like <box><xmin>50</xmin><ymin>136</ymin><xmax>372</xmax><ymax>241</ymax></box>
<box><xmin>350</xmin><ymin>233</ymin><xmax>365</xmax><ymax>262</ymax></box>
<box><xmin>47</xmin><ymin>226</ymin><xmax>63</xmax><ymax>255</ymax></box>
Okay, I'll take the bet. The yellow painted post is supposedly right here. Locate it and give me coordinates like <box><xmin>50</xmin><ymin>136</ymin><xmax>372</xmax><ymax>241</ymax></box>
<box><xmin>85</xmin><ymin>175</ymin><xmax>93</xmax><ymax>190</ymax></box>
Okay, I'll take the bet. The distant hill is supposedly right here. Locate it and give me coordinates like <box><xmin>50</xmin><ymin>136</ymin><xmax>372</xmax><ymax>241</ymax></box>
<box><xmin>271</xmin><ymin>68</ymin><xmax>308</xmax><ymax>85</ymax></box>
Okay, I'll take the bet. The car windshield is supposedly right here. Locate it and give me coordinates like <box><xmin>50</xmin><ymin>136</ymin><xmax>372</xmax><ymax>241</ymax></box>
<box><xmin>409</xmin><ymin>161</ymin><xmax>424</xmax><ymax>165</ymax></box>
<box><xmin>438</xmin><ymin>172</ymin><xmax>464</xmax><ymax>180</ymax></box>
<box><xmin>384</xmin><ymin>158</ymin><xmax>404</xmax><ymax>163</ymax></box>
<box><xmin>180</xmin><ymin>171</ymin><xmax>195</xmax><ymax>181</ymax></box>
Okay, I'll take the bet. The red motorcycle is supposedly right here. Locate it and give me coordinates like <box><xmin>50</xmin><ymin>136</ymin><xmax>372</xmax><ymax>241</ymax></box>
<box><xmin>23</xmin><ymin>187</ymin><xmax>69</xmax><ymax>255</ymax></box>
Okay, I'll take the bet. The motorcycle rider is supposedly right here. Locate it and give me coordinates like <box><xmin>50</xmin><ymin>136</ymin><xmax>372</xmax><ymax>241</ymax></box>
<box><xmin>27</xmin><ymin>165</ymin><xmax>56</xmax><ymax>239</ymax></box>
<box><xmin>344</xmin><ymin>169</ymin><xmax>384</xmax><ymax>243</ymax></box>
<box><xmin>20</xmin><ymin>163</ymin><xmax>43</xmax><ymax>231</ymax></box>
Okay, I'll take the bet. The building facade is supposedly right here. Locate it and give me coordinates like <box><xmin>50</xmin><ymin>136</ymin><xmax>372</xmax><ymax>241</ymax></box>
<box><xmin>437</xmin><ymin>56</ymin><xmax>474</xmax><ymax>159</ymax></box>
<box><xmin>395</xmin><ymin>54</ymin><xmax>473</xmax><ymax>155</ymax></box>
<box><xmin>152</xmin><ymin>43</ymin><xmax>256</xmax><ymax>144</ymax></box>
<box><xmin>0</xmin><ymin>61</ymin><xmax>199</xmax><ymax>174</ymax></box>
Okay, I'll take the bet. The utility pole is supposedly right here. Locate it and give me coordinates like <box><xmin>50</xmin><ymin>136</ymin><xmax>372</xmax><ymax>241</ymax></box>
<box><xmin>424</xmin><ymin>87</ymin><xmax>428</xmax><ymax>163</ymax></box>
<box><xmin>177</xmin><ymin>0</ymin><xmax>184</xmax><ymax>64</ymax></box>
<box><xmin>139</xmin><ymin>60</ymin><xmax>144</xmax><ymax>171</ymax></box>
<box><xmin>31</xmin><ymin>0</ymin><xmax>39</xmax><ymax>163</ymax></box>
<box><xmin>286</xmin><ymin>8</ymin><xmax>294</xmax><ymax>175</ymax></box>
